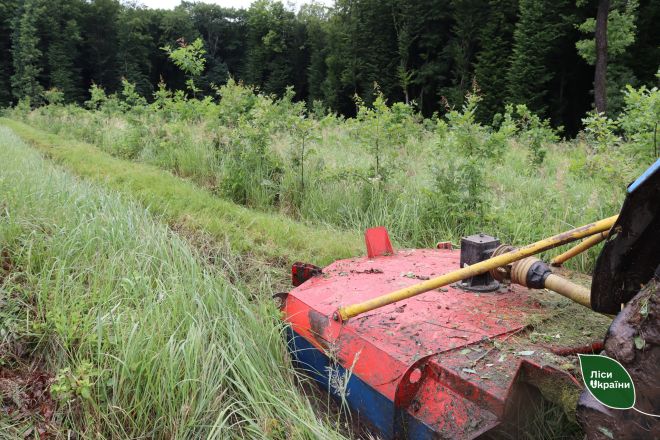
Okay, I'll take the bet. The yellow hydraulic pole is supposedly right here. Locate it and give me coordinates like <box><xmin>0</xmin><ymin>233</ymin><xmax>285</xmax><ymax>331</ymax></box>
<box><xmin>544</xmin><ymin>274</ymin><xmax>591</xmax><ymax>308</ymax></box>
<box><xmin>335</xmin><ymin>215</ymin><xmax>618</xmax><ymax>321</ymax></box>
<box><xmin>550</xmin><ymin>231</ymin><xmax>610</xmax><ymax>267</ymax></box>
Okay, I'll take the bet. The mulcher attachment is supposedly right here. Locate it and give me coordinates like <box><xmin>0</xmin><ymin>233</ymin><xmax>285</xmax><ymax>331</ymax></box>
<box><xmin>283</xmin><ymin>159</ymin><xmax>660</xmax><ymax>439</ymax></box>
<box><xmin>283</xmin><ymin>228</ymin><xmax>607</xmax><ymax>439</ymax></box>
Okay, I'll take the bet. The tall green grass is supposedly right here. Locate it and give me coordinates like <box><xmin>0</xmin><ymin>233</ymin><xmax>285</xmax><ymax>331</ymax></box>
<box><xmin>7</xmin><ymin>81</ymin><xmax>651</xmax><ymax>272</ymax></box>
<box><xmin>0</xmin><ymin>126</ymin><xmax>347</xmax><ymax>439</ymax></box>
<box><xmin>3</xmin><ymin>101</ymin><xmax>646</xmax><ymax>271</ymax></box>
<box><xmin>0</xmin><ymin>118</ymin><xmax>361</xmax><ymax>268</ymax></box>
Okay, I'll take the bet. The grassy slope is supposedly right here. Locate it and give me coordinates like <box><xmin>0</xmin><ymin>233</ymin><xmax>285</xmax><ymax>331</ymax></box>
<box><xmin>0</xmin><ymin>118</ymin><xmax>361</xmax><ymax>267</ymax></box>
<box><xmin>0</xmin><ymin>126</ymin><xmax>347</xmax><ymax>439</ymax></box>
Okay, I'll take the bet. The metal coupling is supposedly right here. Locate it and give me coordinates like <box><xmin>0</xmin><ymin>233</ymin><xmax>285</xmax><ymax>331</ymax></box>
<box><xmin>510</xmin><ymin>257</ymin><xmax>592</xmax><ymax>308</ymax></box>
<box><xmin>510</xmin><ymin>257</ymin><xmax>552</xmax><ymax>289</ymax></box>
<box><xmin>489</xmin><ymin>244</ymin><xmax>517</xmax><ymax>283</ymax></box>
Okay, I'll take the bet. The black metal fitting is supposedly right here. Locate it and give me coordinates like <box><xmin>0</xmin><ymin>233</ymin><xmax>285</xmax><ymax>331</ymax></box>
<box><xmin>526</xmin><ymin>260</ymin><xmax>552</xmax><ymax>289</ymax></box>
<box><xmin>459</xmin><ymin>233</ymin><xmax>500</xmax><ymax>292</ymax></box>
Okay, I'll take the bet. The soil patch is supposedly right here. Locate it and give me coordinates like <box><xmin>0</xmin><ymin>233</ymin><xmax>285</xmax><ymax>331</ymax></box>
<box><xmin>0</xmin><ymin>365</ymin><xmax>58</xmax><ymax>438</ymax></box>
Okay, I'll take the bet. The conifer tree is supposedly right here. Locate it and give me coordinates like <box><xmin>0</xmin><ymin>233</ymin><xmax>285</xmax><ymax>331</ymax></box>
<box><xmin>81</xmin><ymin>0</ymin><xmax>121</xmax><ymax>93</ymax></box>
<box><xmin>507</xmin><ymin>0</ymin><xmax>569</xmax><ymax>115</ymax></box>
<box><xmin>299</xmin><ymin>3</ymin><xmax>330</xmax><ymax>106</ymax></box>
<box><xmin>408</xmin><ymin>0</ymin><xmax>453</xmax><ymax>115</ymax></box>
<box><xmin>0</xmin><ymin>0</ymin><xmax>18</xmax><ymax>106</ymax></box>
<box><xmin>439</xmin><ymin>0</ymin><xmax>487</xmax><ymax>107</ymax></box>
<box><xmin>474</xmin><ymin>0</ymin><xmax>518</xmax><ymax>122</ymax></box>
<box><xmin>42</xmin><ymin>0</ymin><xmax>85</xmax><ymax>102</ymax></box>
<box><xmin>10</xmin><ymin>0</ymin><xmax>44</xmax><ymax>104</ymax></box>
<box><xmin>117</xmin><ymin>5</ymin><xmax>155</xmax><ymax>96</ymax></box>
<box><xmin>392</xmin><ymin>0</ymin><xmax>422</xmax><ymax>105</ymax></box>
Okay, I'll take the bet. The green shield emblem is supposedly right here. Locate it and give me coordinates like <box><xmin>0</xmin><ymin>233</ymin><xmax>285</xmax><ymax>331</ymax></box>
<box><xmin>578</xmin><ymin>354</ymin><xmax>635</xmax><ymax>409</ymax></box>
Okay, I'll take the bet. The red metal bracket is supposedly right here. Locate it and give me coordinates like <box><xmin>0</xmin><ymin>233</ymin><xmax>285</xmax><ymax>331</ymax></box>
<box><xmin>291</xmin><ymin>262</ymin><xmax>322</xmax><ymax>287</ymax></box>
<box><xmin>365</xmin><ymin>226</ymin><xmax>394</xmax><ymax>258</ymax></box>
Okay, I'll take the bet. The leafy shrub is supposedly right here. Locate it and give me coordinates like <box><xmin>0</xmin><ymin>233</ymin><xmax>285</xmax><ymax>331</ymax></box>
<box><xmin>162</xmin><ymin>37</ymin><xmax>207</xmax><ymax>96</ymax></box>
<box><xmin>216</xmin><ymin>78</ymin><xmax>258</xmax><ymax>126</ymax></box>
<box><xmin>119</xmin><ymin>79</ymin><xmax>147</xmax><ymax>112</ymax></box>
<box><xmin>286</xmin><ymin>114</ymin><xmax>319</xmax><ymax>210</ymax></box>
<box><xmin>220</xmin><ymin>118</ymin><xmax>284</xmax><ymax>208</ymax></box>
<box><xmin>442</xmin><ymin>91</ymin><xmax>507</xmax><ymax>160</ymax></box>
<box><xmin>13</xmin><ymin>97</ymin><xmax>32</xmax><ymax>117</ymax></box>
<box><xmin>51</xmin><ymin>362</ymin><xmax>98</xmax><ymax>403</ymax></box>
<box><xmin>618</xmin><ymin>82</ymin><xmax>659</xmax><ymax>157</ymax></box>
<box><xmin>85</xmin><ymin>83</ymin><xmax>107</xmax><ymax>110</ymax></box>
<box><xmin>582</xmin><ymin>111</ymin><xmax>620</xmax><ymax>151</ymax></box>
<box><xmin>574</xmin><ymin>81</ymin><xmax>658</xmax><ymax>187</ymax></box>
<box><xmin>42</xmin><ymin>87</ymin><xmax>65</xmax><ymax>106</ymax></box>
<box><xmin>504</xmin><ymin>104</ymin><xmax>558</xmax><ymax>167</ymax></box>
<box><xmin>354</xmin><ymin>88</ymin><xmax>417</xmax><ymax>182</ymax></box>
<box><xmin>421</xmin><ymin>157</ymin><xmax>488</xmax><ymax>237</ymax></box>
<box><xmin>423</xmin><ymin>90</ymin><xmax>503</xmax><ymax>236</ymax></box>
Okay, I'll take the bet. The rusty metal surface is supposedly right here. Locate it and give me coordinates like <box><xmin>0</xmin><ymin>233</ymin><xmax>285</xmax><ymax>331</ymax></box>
<box><xmin>284</xmin><ymin>248</ymin><xmax>609</xmax><ymax>438</ymax></box>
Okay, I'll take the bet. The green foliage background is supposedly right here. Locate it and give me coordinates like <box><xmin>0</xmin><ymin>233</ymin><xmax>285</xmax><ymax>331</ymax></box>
<box><xmin>1</xmin><ymin>0</ymin><xmax>659</xmax><ymax>133</ymax></box>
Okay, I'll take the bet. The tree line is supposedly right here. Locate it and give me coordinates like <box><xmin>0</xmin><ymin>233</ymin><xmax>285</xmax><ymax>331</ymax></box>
<box><xmin>1</xmin><ymin>0</ymin><xmax>658</xmax><ymax>133</ymax></box>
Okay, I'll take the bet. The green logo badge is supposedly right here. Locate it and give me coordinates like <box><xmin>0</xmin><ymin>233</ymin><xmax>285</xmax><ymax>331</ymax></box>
<box><xmin>578</xmin><ymin>354</ymin><xmax>635</xmax><ymax>409</ymax></box>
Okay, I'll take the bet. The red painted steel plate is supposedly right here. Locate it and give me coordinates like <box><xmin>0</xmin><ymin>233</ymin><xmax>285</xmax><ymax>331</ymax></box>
<box><xmin>284</xmin><ymin>248</ymin><xmax>596</xmax><ymax>438</ymax></box>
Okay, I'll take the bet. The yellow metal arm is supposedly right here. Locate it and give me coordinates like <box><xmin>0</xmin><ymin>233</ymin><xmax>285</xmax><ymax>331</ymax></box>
<box><xmin>335</xmin><ymin>215</ymin><xmax>618</xmax><ymax>321</ymax></box>
<box><xmin>544</xmin><ymin>274</ymin><xmax>591</xmax><ymax>308</ymax></box>
<box><xmin>550</xmin><ymin>230</ymin><xmax>610</xmax><ymax>267</ymax></box>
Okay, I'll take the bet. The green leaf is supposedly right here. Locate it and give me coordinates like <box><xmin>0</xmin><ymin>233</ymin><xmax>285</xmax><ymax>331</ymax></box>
<box><xmin>634</xmin><ymin>336</ymin><xmax>646</xmax><ymax>350</ymax></box>
<box><xmin>80</xmin><ymin>386</ymin><xmax>92</xmax><ymax>400</ymax></box>
<box><xmin>578</xmin><ymin>354</ymin><xmax>636</xmax><ymax>409</ymax></box>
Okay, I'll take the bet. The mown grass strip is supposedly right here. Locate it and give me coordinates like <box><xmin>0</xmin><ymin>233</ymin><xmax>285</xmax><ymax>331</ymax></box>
<box><xmin>0</xmin><ymin>126</ymin><xmax>346</xmax><ymax>438</ymax></box>
<box><xmin>0</xmin><ymin>118</ymin><xmax>361</xmax><ymax>267</ymax></box>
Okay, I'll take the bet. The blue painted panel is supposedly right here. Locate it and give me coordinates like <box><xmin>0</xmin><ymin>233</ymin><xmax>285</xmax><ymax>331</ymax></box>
<box><xmin>628</xmin><ymin>158</ymin><xmax>660</xmax><ymax>193</ymax></box>
<box><xmin>286</xmin><ymin>328</ymin><xmax>436</xmax><ymax>439</ymax></box>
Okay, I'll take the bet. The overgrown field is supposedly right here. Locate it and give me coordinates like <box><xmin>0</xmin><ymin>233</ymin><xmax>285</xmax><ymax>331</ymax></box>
<box><xmin>0</xmin><ymin>78</ymin><xmax>657</xmax><ymax>439</ymax></box>
<box><xmin>0</xmin><ymin>127</ymin><xmax>349</xmax><ymax>439</ymax></box>
<box><xmin>7</xmin><ymin>79</ymin><xmax>657</xmax><ymax>271</ymax></box>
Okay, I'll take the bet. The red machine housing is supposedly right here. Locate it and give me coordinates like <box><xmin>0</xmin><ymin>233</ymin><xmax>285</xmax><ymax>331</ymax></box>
<box><xmin>283</xmin><ymin>229</ymin><xmax>606</xmax><ymax>438</ymax></box>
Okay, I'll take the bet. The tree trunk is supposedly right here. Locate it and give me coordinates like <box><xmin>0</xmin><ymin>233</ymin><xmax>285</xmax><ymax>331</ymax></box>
<box><xmin>594</xmin><ymin>0</ymin><xmax>609</xmax><ymax>114</ymax></box>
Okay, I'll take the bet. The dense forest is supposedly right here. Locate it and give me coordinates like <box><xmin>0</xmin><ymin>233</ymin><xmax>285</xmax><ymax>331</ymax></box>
<box><xmin>1</xmin><ymin>0</ymin><xmax>658</xmax><ymax>133</ymax></box>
